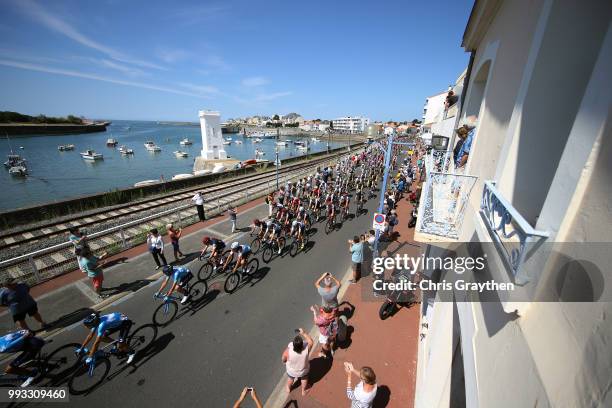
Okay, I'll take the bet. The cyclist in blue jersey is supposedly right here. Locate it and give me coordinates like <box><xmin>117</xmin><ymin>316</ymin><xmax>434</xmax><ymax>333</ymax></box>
<box><xmin>78</xmin><ymin>312</ymin><xmax>135</xmax><ymax>365</ymax></box>
<box><xmin>157</xmin><ymin>265</ymin><xmax>192</xmax><ymax>304</ymax></box>
<box><xmin>0</xmin><ymin>329</ymin><xmax>44</xmax><ymax>387</ymax></box>
<box><xmin>228</xmin><ymin>242</ymin><xmax>252</xmax><ymax>274</ymax></box>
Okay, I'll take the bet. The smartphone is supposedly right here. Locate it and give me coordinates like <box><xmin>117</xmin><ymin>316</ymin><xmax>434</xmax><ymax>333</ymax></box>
<box><xmin>294</xmin><ymin>329</ymin><xmax>300</xmax><ymax>333</ymax></box>
<box><xmin>246</xmin><ymin>387</ymin><xmax>253</xmax><ymax>392</ymax></box>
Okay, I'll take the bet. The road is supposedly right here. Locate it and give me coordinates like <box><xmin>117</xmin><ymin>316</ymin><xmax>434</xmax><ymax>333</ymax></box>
<box><xmin>23</xmin><ymin>195</ymin><xmax>382</xmax><ymax>407</ymax></box>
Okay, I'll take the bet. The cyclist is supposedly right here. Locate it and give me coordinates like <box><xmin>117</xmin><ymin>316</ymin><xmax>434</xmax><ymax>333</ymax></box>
<box><xmin>0</xmin><ymin>329</ymin><xmax>45</xmax><ymax>387</ymax></box>
<box><xmin>265</xmin><ymin>218</ymin><xmax>284</xmax><ymax>255</ymax></box>
<box><xmin>228</xmin><ymin>242</ymin><xmax>252</xmax><ymax>274</ymax></box>
<box><xmin>290</xmin><ymin>220</ymin><xmax>306</xmax><ymax>249</ymax></box>
<box><xmin>339</xmin><ymin>191</ymin><xmax>350</xmax><ymax>218</ymax></box>
<box><xmin>251</xmin><ymin>219</ymin><xmax>265</xmax><ymax>238</ymax></box>
<box><xmin>201</xmin><ymin>236</ymin><xmax>226</xmax><ymax>267</ymax></box>
<box><xmin>157</xmin><ymin>265</ymin><xmax>192</xmax><ymax>304</ymax></box>
<box><xmin>78</xmin><ymin>312</ymin><xmax>135</xmax><ymax>365</ymax></box>
<box><xmin>326</xmin><ymin>199</ymin><xmax>336</xmax><ymax>223</ymax></box>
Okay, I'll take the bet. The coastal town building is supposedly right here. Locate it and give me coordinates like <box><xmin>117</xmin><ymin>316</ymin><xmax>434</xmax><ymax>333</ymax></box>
<box><xmin>332</xmin><ymin>116</ymin><xmax>370</xmax><ymax>134</ymax></box>
<box><xmin>413</xmin><ymin>0</ymin><xmax>612</xmax><ymax>407</ymax></box>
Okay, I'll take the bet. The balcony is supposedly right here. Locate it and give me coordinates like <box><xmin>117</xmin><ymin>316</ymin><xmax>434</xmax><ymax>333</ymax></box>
<box><xmin>480</xmin><ymin>181</ymin><xmax>549</xmax><ymax>283</ymax></box>
<box><xmin>415</xmin><ymin>167</ymin><xmax>478</xmax><ymax>241</ymax></box>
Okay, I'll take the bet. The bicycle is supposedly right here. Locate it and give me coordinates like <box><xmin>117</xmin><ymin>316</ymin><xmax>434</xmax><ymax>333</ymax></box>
<box><xmin>261</xmin><ymin>237</ymin><xmax>286</xmax><ymax>264</ymax></box>
<box><xmin>67</xmin><ymin>324</ymin><xmax>156</xmax><ymax>395</ymax></box>
<box><xmin>324</xmin><ymin>212</ymin><xmax>337</xmax><ymax>235</ymax></box>
<box><xmin>197</xmin><ymin>250</ymin><xmax>232</xmax><ymax>280</ymax></box>
<box><xmin>355</xmin><ymin>198</ymin><xmax>364</xmax><ymax>217</ymax></box>
<box><xmin>0</xmin><ymin>340</ymin><xmax>81</xmax><ymax>388</ymax></box>
<box><xmin>152</xmin><ymin>276</ymin><xmax>208</xmax><ymax>326</ymax></box>
<box><xmin>288</xmin><ymin>234</ymin><xmax>307</xmax><ymax>257</ymax></box>
<box><xmin>224</xmin><ymin>257</ymin><xmax>260</xmax><ymax>293</ymax></box>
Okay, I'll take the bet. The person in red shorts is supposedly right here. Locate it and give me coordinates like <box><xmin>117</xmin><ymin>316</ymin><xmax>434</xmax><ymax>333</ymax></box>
<box><xmin>76</xmin><ymin>247</ymin><xmax>109</xmax><ymax>299</ymax></box>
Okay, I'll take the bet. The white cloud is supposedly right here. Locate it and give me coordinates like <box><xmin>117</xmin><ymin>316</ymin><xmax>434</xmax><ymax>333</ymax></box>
<box><xmin>205</xmin><ymin>55</ymin><xmax>231</xmax><ymax>71</ymax></box>
<box><xmin>242</xmin><ymin>76</ymin><xmax>269</xmax><ymax>87</ymax></box>
<box><xmin>0</xmin><ymin>59</ymin><xmax>209</xmax><ymax>98</ymax></box>
<box><xmin>12</xmin><ymin>0</ymin><xmax>165</xmax><ymax>70</ymax></box>
<box><xmin>156</xmin><ymin>48</ymin><xmax>192</xmax><ymax>64</ymax></box>
<box><xmin>98</xmin><ymin>59</ymin><xmax>145</xmax><ymax>76</ymax></box>
<box><xmin>255</xmin><ymin>91</ymin><xmax>292</xmax><ymax>102</ymax></box>
<box><xmin>179</xmin><ymin>82</ymin><xmax>220</xmax><ymax>95</ymax></box>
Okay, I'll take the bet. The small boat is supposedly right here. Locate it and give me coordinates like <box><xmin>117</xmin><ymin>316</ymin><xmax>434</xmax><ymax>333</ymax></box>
<box><xmin>174</xmin><ymin>150</ymin><xmax>189</xmax><ymax>158</ymax></box>
<box><xmin>252</xmin><ymin>138</ymin><xmax>263</xmax><ymax>143</ymax></box>
<box><xmin>9</xmin><ymin>165</ymin><xmax>27</xmax><ymax>176</ymax></box>
<box><xmin>179</xmin><ymin>138</ymin><xmax>193</xmax><ymax>146</ymax></box>
<box><xmin>58</xmin><ymin>144</ymin><xmax>75</xmax><ymax>151</ymax></box>
<box><xmin>311</xmin><ymin>138</ymin><xmax>320</xmax><ymax>142</ymax></box>
<box><xmin>119</xmin><ymin>145</ymin><xmax>134</xmax><ymax>155</ymax></box>
<box><xmin>242</xmin><ymin>159</ymin><xmax>258</xmax><ymax>167</ymax></box>
<box><xmin>222</xmin><ymin>141</ymin><xmax>231</xmax><ymax>145</ymax></box>
<box><xmin>225</xmin><ymin>137</ymin><xmax>233</xmax><ymax>141</ymax></box>
<box><xmin>80</xmin><ymin>150</ymin><xmax>103</xmax><ymax>160</ymax></box>
<box><xmin>144</xmin><ymin>141</ymin><xmax>161</xmax><ymax>152</ymax></box>
<box><xmin>255</xmin><ymin>149</ymin><xmax>266</xmax><ymax>158</ymax></box>
<box><xmin>106</xmin><ymin>138</ymin><xmax>118</xmax><ymax>146</ymax></box>
<box><xmin>194</xmin><ymin>169</ymin><xmax>212</xmax><ymax>176</ymax></box>
<box><xmin>211</xmin><ymin>164</ymin><xmax>226</xmax><ymax>174</ymax></box>
<box><xmin>134</xmin><ymin>179</ymin><xmax>161</xmax><ymax>187</ymax></box>
<box><xmin>276</xmin><ymin>141</ymin><xmax>288</xmax><ymax>146</ymax></box>
<box><xmin>172</xmin><ymin>173</ymin><xmax>194</xmax><ymax>180</ymax></box>
<box><xmin>234</xmin><ymin>140</ymin><xmax>243</xmax><ymax>145</ymax></box>
<box><xmin>4</xmin><ymin>154</ymin><xmax>25</xmax><ymax>168</ymax></box>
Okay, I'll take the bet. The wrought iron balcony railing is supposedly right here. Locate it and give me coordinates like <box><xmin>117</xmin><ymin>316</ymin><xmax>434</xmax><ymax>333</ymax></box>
<box><xmin>415</xmin><ymin>170</ymin><xmax>478</xmax><ymax>240</ymax></box>
<box><xmin>480</xmin><ymin>181</ymin><xmax>549</xmax><ymax>282</ymax></box>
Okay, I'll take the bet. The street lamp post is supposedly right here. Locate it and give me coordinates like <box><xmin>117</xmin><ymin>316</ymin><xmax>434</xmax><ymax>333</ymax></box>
<box><xmin>275</xmin><ymin>127</ymin><xmax>280</xmax><ymax>190</ymax></box>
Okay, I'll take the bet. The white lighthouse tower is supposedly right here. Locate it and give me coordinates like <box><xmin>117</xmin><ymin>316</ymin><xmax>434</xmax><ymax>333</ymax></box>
<box><xmin>199</xmin><ymin>110</ymin><xmax>227</xmax><ymax>160</ymax></box>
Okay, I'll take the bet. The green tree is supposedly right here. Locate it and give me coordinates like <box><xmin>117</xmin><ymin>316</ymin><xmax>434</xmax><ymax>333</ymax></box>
<box><xmin>272</xmin><ymin>114</ymin><xmax>280</xmax><ymax>121</ymax></box>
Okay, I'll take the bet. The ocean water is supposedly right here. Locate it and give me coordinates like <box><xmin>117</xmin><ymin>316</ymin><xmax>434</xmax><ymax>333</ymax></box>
<box><xmin>0</xmin><ymin>120</ymin><xmax>346</xmax><ymax>211</ymax></box>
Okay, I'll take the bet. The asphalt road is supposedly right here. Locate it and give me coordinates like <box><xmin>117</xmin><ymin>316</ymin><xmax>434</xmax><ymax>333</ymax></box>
<box><xmin>22</xmin><ymin>195</ymin><xmax>382</xmax><ymax>408</ymax></box>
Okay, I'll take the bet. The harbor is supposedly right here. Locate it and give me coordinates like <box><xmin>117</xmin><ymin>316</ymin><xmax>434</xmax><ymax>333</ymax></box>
<box><xmin>0</xmin><ymin>119</ymin><xmax>350</xmax><ymax>211</ymax></box>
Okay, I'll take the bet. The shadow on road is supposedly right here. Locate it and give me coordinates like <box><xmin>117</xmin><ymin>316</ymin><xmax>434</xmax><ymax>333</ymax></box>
<box><xmin>43</xmin><ymin>307</ymin><xmax>95</xmax><ymax>332</ymax></box>
<box><xmin>103</xmin><ymin>279</ymin><xmax>155</xmax><ymax>297</ymax></box>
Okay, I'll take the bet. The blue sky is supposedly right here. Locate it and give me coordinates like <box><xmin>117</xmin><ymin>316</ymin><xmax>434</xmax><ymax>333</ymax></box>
<box><xmin>0</xmin><ymin>0</ymin><xmax>472</xmax><ymax>122</ymax></box>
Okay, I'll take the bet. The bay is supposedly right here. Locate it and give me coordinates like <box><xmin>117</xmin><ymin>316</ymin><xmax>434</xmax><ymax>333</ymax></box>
<box><xmin>0</xmin><ymin>120</ymin><xmax>347</xmax><ymax>211</ymax></box>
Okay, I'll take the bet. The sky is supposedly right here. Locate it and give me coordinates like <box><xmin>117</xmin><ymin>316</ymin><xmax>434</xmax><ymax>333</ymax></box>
<box><xmin>0</xmin><ymin>0</ymin><xmax>473</xmax><ymax>122</ymax></box>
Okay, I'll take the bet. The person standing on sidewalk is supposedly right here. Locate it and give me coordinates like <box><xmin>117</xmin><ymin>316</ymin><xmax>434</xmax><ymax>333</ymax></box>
<box><xmin>344</xmin><ymin>362</ymin><xmax>378</xmax><ymax>408</ymax></box>
<box><xmin>315</xmin><ymin>272</ymin><xmax>340</xmax><ymax>308</ymax></box>
<box><xmin>228</xmin><ymin>206</ymin><xmax>237</xmax><ymax>233</ymax></box>
<box><xmin>349</xmin><ymin>236</ymin><xmax>364</xmax><ymax>283</ymax></box>
<box><xmin>282</xmin><ymin>328</ymin><xmax>314</xmax><ymax>396</ymax></box>
<box><xmin>166</xmin><ymin>224</ymin><xmax>183</xmax><ymax>262</ymax></box>
<box><xmin>147</xmin><ymin>228</ymin><xmax>167</xmax><ymax>269</ymax></box>
<box><xmin>0</xmin><ymin>278</ymin><xmax>48</xmax><ymax>331</ymax></box>
<box><xmin>311</xmin><ymin>305</ymin><xmax>337</xmax><ymax>358</ymax></box>
<box><xmin>76</xmin><ymin>247</ymin><xmax>109</xmax><ymax>299</ymax></box>
<box><xmin>192</xmin><ymin>191</ymin><xmax>206</xmax><ymax>222</ymax></box>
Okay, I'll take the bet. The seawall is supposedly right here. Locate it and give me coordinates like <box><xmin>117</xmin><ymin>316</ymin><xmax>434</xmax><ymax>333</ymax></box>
<box><xmin>0</xmin><ymin>122</ymin><xmax>110</xmax><ymax>136</ymax></box>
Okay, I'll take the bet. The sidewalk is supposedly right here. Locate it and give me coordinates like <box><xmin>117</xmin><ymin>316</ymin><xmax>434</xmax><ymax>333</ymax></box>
<box><xmin>276</xmin><ymin>177</ymin><xmax>422</xmax><ymax>407</ymax></box>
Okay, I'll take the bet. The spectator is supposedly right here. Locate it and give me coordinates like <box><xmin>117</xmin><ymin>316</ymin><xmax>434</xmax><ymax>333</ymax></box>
<box><xmin>191</xmin><ymin>191</ymin><xmax>205</xmax><ymax>222</ymax></box>
<box><xmin>166</xmin><ymin>224</ymin><xmax>183</xmax><ymax>262</ymax></box>
<box><xmin>68</xmin><ymin>227</ymin><xmax>89</xmax><ymax>273</ymax></box>
<box><xmin>228</xmin><ymin>206</ymin><xmax>237</xmax><ymax>233</ymax></box>
<box><xmin>311</xmin><ymin>305</ymin><xmax>337</xmax><ymax>359</ymax></box>
<box><xmin>147</xmin><ymin>228</ymin><xmax>167</xmax><ymax>269</ymax></box>
<box><xmin>344</xmin><ymin>362</ymin><xmax>378</xmax><ymax>408</ymax></box>
<box><xmin>266</xmin><ymin>193</ymin><xmax>275</xmax><ymax>217</ymax></box>
<box><xmin>444</xmin><ymin>90</ymin><xmax>458</xmax><ymax>109</ymax></box>
<box><xmin>387</xmin><ymin>210</ymin><xmax>398</xmax><ymax>238</ymax></box>
<box><xmin>76</xmin><ymin>247</ymin><xmax>108</xmax><ymax>299</ymax></box>
<box><xmin>282</xmin><ymin>328</ymin><xmax>314</xmax><ymax>396</ymax></box>
<box><xmin>315</xmin><ymin>272</ymin><xmax>340</xmax><ymax>308</ymax></box>
<box><xmin>349</xmin><ymin>236</ymin><xmax>364</xmax><ymax>283</ymax></box>
<box><xmin>232</xmin><ymin>387</ymin><xmax>263</xmax><ymax>408</ymax></box>
<box><xmin>454</xmin><ymin>125</ymin><xmax>475</xmax><ymax>169</ymax></box>
<box><xmin>0</xmin><ymin>278</ymin><xmax>48</xmax><ymax>331</ymax></box>
<box><xmin>366</xmin><ymin>230</ymin><xmax>376</xmax><ymax>250</ymax></box>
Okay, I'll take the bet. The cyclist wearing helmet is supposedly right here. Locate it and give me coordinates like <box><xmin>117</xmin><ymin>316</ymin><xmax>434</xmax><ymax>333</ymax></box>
<box><xmin>201</xmin><ymin>236</ymin><xmax>226</xmax><ymax>262</ymax></box>
<box><xmin>251</xmin><ymin>219</ymin><xmax>265</xmax><ymax>238</ymax></box>
<box><xmin>79</xmin><ymin>312</ymin><xmax>135</xmax><ymax>365</ymax></box>
<box><xmin>290</xmin><ymin>220</ymin><xmax>306</xmax><ymax>248</ymax></box>
<box><xmin>0</xmin><ymin>329</ymin><xmax>45</xmax><ymax>387</ymax></box>
<box><xmin>157</xmin><ymin>265</ymin><xmax>192</xmax><ymax>304</ymax></box>
<box><xmin>228</xmin><ymin>242</ymin><xmax>252</xmax><ymax>274</ymax></box>
<box><xmin>265</xmin><ymin>218</ymin><xmax>284</xmax><ymax>255</ymax></box>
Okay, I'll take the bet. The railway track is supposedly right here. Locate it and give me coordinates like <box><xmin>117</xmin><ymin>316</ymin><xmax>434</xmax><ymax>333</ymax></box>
<box><xmin>0</xmin><ymin>149</ymin><xmax>359</xmax><ymax>285</ymax></box>
<box><xmin>0</xmin><ymin>153</ymin><xmax>341</xmax><ymax>254</ymax></box>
